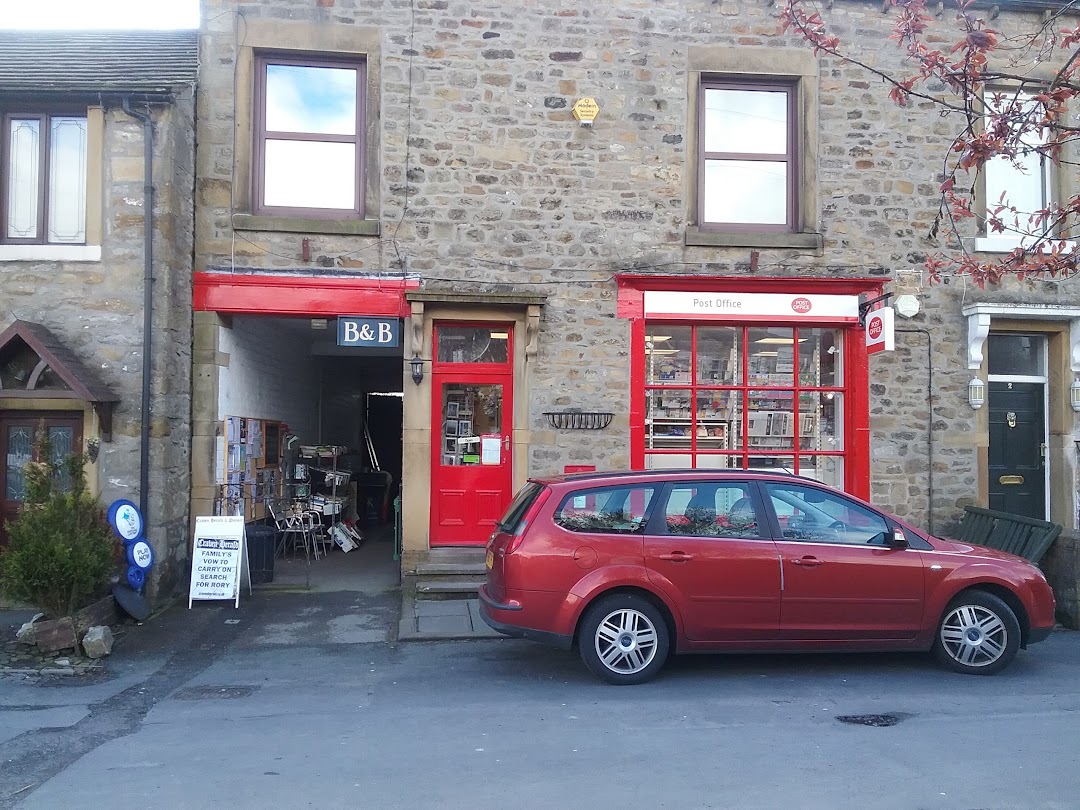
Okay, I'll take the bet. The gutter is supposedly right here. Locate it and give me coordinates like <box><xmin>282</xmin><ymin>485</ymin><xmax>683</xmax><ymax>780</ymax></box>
<box><xmin>122</xmin><ymin>96</ymin><xmax>154</xmax><ymax>524</ymax></box>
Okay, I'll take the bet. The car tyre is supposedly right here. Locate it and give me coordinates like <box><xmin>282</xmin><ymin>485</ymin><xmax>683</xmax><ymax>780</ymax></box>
<box><xmin>578</xmin><ymin>593</ymin><xmax>670</xmax><ymax>685</ymax></box>
<box><xmin>933</xmin><ymin>590</ymin><xmax>1021</xmax><ymax>676</ymax></box>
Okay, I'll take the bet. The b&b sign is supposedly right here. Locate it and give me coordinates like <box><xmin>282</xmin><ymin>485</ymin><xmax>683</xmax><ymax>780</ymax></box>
<box><xmin>338</xmin><ymin>317</ymin><xmax>400</xmax><ymax>348</ymax></box>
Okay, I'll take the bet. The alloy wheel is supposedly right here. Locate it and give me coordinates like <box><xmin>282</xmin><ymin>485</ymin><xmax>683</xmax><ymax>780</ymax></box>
<box><xmin>593</xmin><ymin>608</ymin><xmax>658</xmax><ymax>675</ymax></box>
<box><xmin>939</xmin><ymin>604</ymin><xmax>1009</xmax><ymax>668</ymax></box>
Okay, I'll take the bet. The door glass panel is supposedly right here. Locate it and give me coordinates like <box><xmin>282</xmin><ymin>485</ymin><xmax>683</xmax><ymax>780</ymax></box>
<box><xmin>48</xmin><ymin>426</ymin><xmax>74</xmax><ymax>492</ymax></box>
<box><xmin>441</xmin><ymin>383</ymin><xmax>501</xmax><ymax>466</ymax></box>
<box><xmin>663</xmin><ymin>482</ymin><xmax>760</xmax><ymax>537</ymax></box>
<box><xmin>765</xmin><ymin>483</ymin><xmax>889</xmax><ymax>545</ymax></box>
<box><xmin>988</xmin><ymin>334</ymin><xmax>1044</xmax><ymax>376</ymax></box>
<box><xmin>436</xmin><ymin>326</ymin><xmax>510</xmax><ymax>364</ymax></box>
<box><xmin>6</xmin><ymin>426</ymin><xmax>32</xmax><ymax>500</ymax></box>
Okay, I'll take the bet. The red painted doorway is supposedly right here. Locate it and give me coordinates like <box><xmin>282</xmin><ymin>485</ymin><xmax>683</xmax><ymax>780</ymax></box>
<box><xmin>430</xmin><ymin>323</ymin><xmax>514</xmax><ymax>546</ymax></box>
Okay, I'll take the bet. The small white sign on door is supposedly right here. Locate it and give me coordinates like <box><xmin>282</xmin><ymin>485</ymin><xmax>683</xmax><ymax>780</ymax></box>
<box><xmin>188</xmin><ymin>516</ymin><xmax>251</xmax><ymax>608</ymax></box>
<box><xmin>481</xmin><ymin>434</ymin><xmax>502</xmax><ymax>465</ymax></box>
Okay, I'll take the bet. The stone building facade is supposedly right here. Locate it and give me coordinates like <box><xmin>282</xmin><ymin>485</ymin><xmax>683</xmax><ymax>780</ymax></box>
<box><xmin>0</xmin><ymin>32</ymin><xmax>197</xmax><ymax>598</ymax></box>
<box><xmin>192</xmin><ymin>0</ymin><xmax>1080</xmax><ymax>572</ymax></box>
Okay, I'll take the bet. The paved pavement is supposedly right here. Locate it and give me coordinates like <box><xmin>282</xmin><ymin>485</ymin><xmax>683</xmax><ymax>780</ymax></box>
<box><xmin>398</xmin><ymin>595</ymin><xmax>502</xmax><ymax>641</ymax></box>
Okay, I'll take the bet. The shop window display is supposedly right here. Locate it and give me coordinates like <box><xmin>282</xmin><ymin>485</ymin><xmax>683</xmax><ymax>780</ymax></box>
<box><xmin>644</xmin><ymin>325</ymin><xmax>844</xmax><ymax>480</ymax></box>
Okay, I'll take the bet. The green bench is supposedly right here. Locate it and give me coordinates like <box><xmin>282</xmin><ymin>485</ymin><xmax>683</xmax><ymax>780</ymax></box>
<box><xmin>956</xmin><ymin>506</ymin><xmax>1063</xmax><ymax>564</ymax></box>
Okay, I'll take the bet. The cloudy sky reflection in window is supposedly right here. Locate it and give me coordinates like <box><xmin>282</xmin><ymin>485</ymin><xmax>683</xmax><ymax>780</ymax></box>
<box><xmin>265</xmin><ymin>65</ymin><xmax>356</xmax><ymax>135</ymax></box>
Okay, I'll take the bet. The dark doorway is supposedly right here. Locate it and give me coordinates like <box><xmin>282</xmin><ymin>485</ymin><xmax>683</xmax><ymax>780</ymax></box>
<box><xmin>0</xmin><ymin>411</ymin><xmax>83</xmax><ymax>545</ymax></box>
<box><xmin>987</xmin><ymin>382</ymin><xmax>1045</xmax><ymax>520</ymax></box>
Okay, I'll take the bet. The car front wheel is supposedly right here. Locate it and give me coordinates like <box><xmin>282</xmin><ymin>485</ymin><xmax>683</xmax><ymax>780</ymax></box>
<box><xmin>578</xmin><ymin>593</ymin><xmax>670</xmax><ymax>685</ymax></box>
<box><xmin>933</xmin><ymin>590</ymin><xmax>1021</xmax><ymax>675</ymax></box>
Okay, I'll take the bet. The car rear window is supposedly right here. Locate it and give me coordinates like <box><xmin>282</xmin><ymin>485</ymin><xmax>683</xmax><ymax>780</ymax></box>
<box><xmin>497</xmin><ymin>481</ymin><xmax>545</xmax><ymax>534</ymax></box>
<box><xmin>554</xmin><ymin>485</ymin><xmax>657</xmax><ymax>534</ymax></box>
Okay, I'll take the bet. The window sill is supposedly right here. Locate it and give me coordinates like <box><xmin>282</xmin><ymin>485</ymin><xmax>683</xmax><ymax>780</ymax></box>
<box><xmin>0</xmin><ymin>245</ymin><xmax>101</xmax><ymax>262</ymax></box>
<box><xmin>685</xmin><ymin>227</ymin><xmax>823</xmax><ymax>251</ymax></box>
<box><xmin>971</xmin><ymin>236</ymin><xmax>1077</xmax><ymax>254</ymax></box>
<box><xmin>233</xmin><ymin>214</ymin><xmax>381</xmax><ymax>236</ymax></box>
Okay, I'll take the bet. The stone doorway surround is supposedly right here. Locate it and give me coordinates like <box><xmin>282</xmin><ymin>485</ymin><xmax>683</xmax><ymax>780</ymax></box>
<box><xmin>400</xmin><ymin>289</ymin><xmax>545</xmax><ymax>575</ymax></box>
<box><xmin>964</xmin><ymin>302</ymin><xmax>1080</xmax><ymax>528</ymax></box>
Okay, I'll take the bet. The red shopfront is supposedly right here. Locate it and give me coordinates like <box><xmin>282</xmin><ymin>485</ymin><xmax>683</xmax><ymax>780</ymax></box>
<box><xmin>618</xmin><ymin>276</ymin><xmax>884</xmax><ymax>499</ymax></box>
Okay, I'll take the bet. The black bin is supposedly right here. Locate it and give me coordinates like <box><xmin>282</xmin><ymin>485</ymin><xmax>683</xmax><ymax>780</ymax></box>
<box><xmin>246</xmin><ymin>524</ymin><xmax>276</xmax><ymax>585</ymax></box>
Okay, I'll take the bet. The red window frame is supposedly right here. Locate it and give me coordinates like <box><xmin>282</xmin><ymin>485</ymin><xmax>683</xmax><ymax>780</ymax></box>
<box><xmin>641</xmin><ymin>323</ymin><xmax>846</xmax><ymax>474</ymax></box>
<box><xmin>619</xmin><ymin>275</ymin><xmax>879</xmax><ymax>499</ymax></box>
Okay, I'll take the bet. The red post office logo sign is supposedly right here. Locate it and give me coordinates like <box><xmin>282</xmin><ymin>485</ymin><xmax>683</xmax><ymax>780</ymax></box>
<box><xmin>865</xmin><ymin>306</ymin><xmax>895</xmax><ymax>354</ymax></box>
<box><xmin>868</xmin><ymin>316</ymin><xmax>883</xmax><ymax>339</ymax></box>
<box><xmin>791</xmin><ymin>297</ymin><xmax>813</xmax><ymax>314</ymax></box>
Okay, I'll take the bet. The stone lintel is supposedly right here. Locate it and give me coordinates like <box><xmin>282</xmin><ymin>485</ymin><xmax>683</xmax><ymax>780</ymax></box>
<box><xmin>232</xmin><ymin>214</ymin><xmax>381</xmax><ymax>236</ymax></box>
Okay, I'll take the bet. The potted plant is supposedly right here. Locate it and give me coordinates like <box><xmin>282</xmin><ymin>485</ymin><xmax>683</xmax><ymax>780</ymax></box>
<box><xmin>0</xmin><ymin>425</ymin><xmax>120</xmax><ymax>651</ymax></box>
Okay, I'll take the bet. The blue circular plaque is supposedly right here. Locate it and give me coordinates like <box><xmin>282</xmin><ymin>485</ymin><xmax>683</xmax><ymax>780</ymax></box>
<box><xmin>126</xmin><ymin>566</ymin><xmax>146</xmax><ymax>591</ymax></box>
<box><xmin>126</xmin><ymin>540</ymin><xmax>154</xmax><ymax>571</ymax></box>
<box><xmin>107</xmin><ymin>500</ymin><xmax>144</xmax><ymax>543</ymax></box>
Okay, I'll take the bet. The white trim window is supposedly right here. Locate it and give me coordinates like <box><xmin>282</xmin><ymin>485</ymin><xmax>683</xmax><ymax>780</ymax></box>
<box><xmin>976</xmin><ymin>91</ymin><xmax>1055</xmax><ymax>253</ymax></box>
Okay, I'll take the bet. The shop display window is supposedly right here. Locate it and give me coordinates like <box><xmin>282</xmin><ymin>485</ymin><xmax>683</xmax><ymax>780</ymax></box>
<box><xmin>644</xmin><ymin>324</ymin><xmax>845</xmax><ymax>477</ymax></box>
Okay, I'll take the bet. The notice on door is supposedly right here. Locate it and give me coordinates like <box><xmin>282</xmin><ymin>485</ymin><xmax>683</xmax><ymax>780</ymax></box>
<box><xmin>481</xmin><ymin>434</ymin><xmax>502</xmax><ymax>465</ymax></box>
<box><xmin>188</xmin><ymin>516</ymin><xmax>251</xmax><ymax>608</ymax></box>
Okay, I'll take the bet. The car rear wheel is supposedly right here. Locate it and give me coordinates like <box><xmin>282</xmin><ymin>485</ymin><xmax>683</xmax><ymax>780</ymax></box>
<box><xmin>933</xmin><ymin>590</ymin><xmax>1020</xmax><ymax>675</ymax></box>
<box><xmin>578</xmin><ymin>593</ymin><xmax>670</xmax><ymax>685</ymax></box>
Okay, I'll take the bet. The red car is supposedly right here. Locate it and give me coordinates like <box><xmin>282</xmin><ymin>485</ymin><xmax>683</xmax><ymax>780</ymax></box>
<box><xmin>479</xmin><ymin>470</ymin><xmax>1056</xmax><ymax>684</ymax></box>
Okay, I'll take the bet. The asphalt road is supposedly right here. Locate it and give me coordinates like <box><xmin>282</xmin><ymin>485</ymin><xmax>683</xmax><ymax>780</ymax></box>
<box><xmin>2</xmin><ymin>594</ymin><xmax>1078</xmax><ymax>809</ymax></box>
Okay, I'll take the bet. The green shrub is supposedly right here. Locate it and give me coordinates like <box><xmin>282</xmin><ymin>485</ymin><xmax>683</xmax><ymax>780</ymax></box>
<box><xmin>0</xmin><ymin>426</ymin><xmax>119</xmax><ymax>617</ymax></box>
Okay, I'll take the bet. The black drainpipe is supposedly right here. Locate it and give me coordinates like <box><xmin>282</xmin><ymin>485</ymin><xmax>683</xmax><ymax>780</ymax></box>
<box><xmin>123</xmin><ymin>97</ymin><xmax>154</xmax><ymax>522</ymax></box>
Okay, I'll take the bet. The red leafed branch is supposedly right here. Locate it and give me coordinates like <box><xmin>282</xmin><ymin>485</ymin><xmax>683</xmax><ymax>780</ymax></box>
<box><xmin>779</xmin><ymin>0</ymin><xmax>1080</xmax><ymax>286</ymax></box>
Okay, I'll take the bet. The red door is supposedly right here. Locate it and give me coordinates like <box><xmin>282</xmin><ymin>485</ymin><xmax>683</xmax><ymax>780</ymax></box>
<box><xmin>762</xmin><ymin>480</ymin><xmax>925</xmax><ymax>641</ymax></box>
<box><xmin>430</xmin><ymin>324</ymin><xmax>514</xmax><ymax>546</ymax></box>
<box><xmin>644</xmin><ymin>480</ymin><xmax>780</xmax><ymax>641</ymax></box>
<box><xmin>0</xmin><ymin>412</ymin><xmax>83</xmax><ymax>546</ymax></box>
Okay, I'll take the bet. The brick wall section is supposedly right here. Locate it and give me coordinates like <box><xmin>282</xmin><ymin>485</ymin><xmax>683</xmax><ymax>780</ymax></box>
<box><xmin>197</xmin><ymin>0</ymin><xmax>1080</xmax><ymax>534</ymax></box>
<box><xmin>0</xmin><ymin>98</ymin><xmax>195</xmax><ymax>600</ymax></box>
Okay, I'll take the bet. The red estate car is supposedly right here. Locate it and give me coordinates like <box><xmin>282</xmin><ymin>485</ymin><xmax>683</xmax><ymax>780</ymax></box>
<box><xmin>478</xmin><ymin>470</ymin><xmax>1056</xmax><ymax>684</ymax></box>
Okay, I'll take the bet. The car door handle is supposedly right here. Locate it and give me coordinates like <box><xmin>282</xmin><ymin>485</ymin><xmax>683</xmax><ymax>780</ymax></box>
<box><xmin>791</xmin><ymin>556</ymin><xmax>823</xmax><ymax>567</ymax></box>
<box><xmin>658</xmin><ymin>552</ymin><xmax>694</xmax><ymax>562</ymax></box>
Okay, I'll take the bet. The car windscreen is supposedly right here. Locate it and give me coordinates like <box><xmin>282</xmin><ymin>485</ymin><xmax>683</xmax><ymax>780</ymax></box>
<box><xmin>496</xmin><ymin>481</ymin><xmax>545</xmax><ymax>533</ymax></box>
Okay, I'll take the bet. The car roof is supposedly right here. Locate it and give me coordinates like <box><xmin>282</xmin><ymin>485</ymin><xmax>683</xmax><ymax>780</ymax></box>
<box><xmin>531</xmin><ymin>469</ymin><xmax>814</xmax><ymax>487</ymax></box>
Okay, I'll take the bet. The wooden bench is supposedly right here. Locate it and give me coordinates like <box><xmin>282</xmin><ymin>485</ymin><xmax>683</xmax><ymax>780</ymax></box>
<box><xmin>956</xmin><ymin>506</ymin><xmax>1063</xmax><ymax>564</ymax></box>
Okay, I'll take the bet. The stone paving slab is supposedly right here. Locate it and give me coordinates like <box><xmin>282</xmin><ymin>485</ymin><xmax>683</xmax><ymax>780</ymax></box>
<box><xmin>398</xmin><ymin>595</ymin><xmax>503</xmax><ymax>641</ymax></box>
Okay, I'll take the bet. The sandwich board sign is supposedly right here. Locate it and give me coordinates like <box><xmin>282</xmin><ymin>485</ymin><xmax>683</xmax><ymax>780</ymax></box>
<box><xmin>188</xmin><ymin>516</ymin><xmax>251</xmax><ymax>608</ymax></box>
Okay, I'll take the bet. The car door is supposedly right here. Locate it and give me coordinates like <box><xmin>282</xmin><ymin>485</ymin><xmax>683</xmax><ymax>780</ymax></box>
<box><xmin>643</xmin><ymin>481</ymin><xmax>780</xmax><ymax>642</ymax></box>
<box><xmin>763</xmin><ymin>481</ymin><xmax>925</xmax><ymax>641</ymax></box>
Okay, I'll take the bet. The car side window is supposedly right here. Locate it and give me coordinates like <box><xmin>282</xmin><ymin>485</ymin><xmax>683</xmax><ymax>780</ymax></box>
<box><xmin>554</xmin><ymin>486</ymin><xmax>656</xmax><ymax>534</ymax></box>
<box><xmin>764</xmin><ymin>483</ymin><xmax>890</xmax><ymax>545</ymax></box>
<box><xmin>663</xmin><ymin>483</ymin><xmax>761</xmax><ymax>538</ymax></box>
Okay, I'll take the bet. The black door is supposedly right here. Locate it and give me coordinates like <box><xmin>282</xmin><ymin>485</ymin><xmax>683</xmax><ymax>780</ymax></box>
<box><xmin>987</xmin><ymin>382</ymin><xmax>1045</xmax><ymax>519</ymax></box>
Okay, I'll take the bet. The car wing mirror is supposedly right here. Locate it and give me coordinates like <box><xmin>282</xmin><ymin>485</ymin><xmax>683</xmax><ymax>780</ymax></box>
<box><xmin>886</xmin><ymin>528</ymin><xmax>909</xmax><ymax>549</ymax></box>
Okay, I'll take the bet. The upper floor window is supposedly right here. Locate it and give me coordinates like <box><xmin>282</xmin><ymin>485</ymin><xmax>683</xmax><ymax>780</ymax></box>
<box><xmin>981</xmin><ymin>90</ymin><xmax>1053</xmax><ymax>246</ymax></box>
<box><xmin>698</xmin><ymin>81</ymin><xmax>796</xmax><ymax>232</ymax></box>
<box><xmin>253</xmin><ymin>54</ymin><xmax>366</xmax><ymax>218</ymax></box>
<box><xmin>2</xmin><ymin>112</ymin><xmax>87</xmax><ymax>244</ymax></box>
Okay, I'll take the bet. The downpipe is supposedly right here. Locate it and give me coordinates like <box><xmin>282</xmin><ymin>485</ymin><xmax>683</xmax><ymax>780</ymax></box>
<box><xmin>122</xmin><ymin>97</ymin><xmax>154</xmax><ymax>524</ymax></box>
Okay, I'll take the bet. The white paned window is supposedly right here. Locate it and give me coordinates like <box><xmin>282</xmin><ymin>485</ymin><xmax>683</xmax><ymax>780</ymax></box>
<box><xmin>3</xmin><ymin>113</ymin><xmax>87</xmax><ymax>244</ymax></box>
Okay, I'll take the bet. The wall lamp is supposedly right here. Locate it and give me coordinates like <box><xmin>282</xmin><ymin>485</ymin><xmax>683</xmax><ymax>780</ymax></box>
<box><xmin>410</xmin><ymin>355</ymin><xmax>425</xmax><ymax>385</ymax></box>
<box><xmin>967</xmin><ymin>376</ymin><xmax>986</xmax><ymax>410</ymax></box>
<box><xmin>1071</xmin><ymin>377</ymin><xmax>1080</xmax><ymax>412</ymax></box>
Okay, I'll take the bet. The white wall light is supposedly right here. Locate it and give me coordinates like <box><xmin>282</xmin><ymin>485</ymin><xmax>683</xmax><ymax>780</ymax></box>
<box><xmin>968</xmin><ymin>376</ymin><xmax>986</xmax><ymax>409</ymax></box>
<box><xmin>1070</xmin><ymin>377</ymin><xmax>1080</xmax><ymax>412</ymax></box>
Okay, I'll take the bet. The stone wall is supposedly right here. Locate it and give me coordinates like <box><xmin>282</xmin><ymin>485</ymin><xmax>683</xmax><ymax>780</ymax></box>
<box><xmin>1042</xmin><ymin>530</ymin><xmax>1080</xmax><ymax>629</ymax></box>
<box><xmin>197</xmin><ymin>0</ymin><xmax>1080</xmax><ymax>535</ymax></box>
<box><xmin>0</xmin><ymin>95</ymin><xmax>196</xmax><ymax>601</ymax></box>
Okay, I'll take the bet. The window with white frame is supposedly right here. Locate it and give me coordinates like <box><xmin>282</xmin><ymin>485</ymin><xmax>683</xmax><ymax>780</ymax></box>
<box><xmin>698</xmin><ymin>80</ymin><xmax>796</xmax><ymax>232</ymax></box>
<box><xmin>980</xmin><ymin>90</ymin><xmax>1054</xmax><ymax>250</ymax></box>
<box><xmin>2</xmin><ymin>112</ymin><xmax>87</xmax><ymax>244</ymax></box>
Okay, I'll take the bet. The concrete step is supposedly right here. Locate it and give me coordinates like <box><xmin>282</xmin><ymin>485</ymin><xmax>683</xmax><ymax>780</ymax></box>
<box><xmin>415</xmin><ymin>561</ymin><xmax>488</xmax><ymax>577</ymax></box>
<box><xmin>415</xmin><ymin>579</ymin><xmax>485</xmax><ymax>599</ymax></box>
